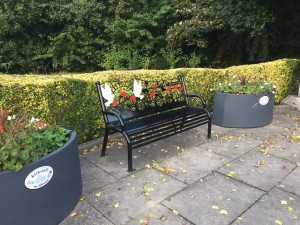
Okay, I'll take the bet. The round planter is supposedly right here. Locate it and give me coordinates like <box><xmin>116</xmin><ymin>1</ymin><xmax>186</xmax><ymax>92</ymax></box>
<box><xmin>213</xmin><ymin>92</ymin><xmax>275</xmax><ymax>128</ymax></box>
<box><xmin>0</xmin><ymin>130</ymin><xmax>82</xmax><ymax>225</ymax></box>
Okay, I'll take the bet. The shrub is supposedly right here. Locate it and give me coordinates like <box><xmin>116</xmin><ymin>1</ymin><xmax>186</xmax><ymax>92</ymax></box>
<box><xmin>0</xmin><ymin>59</ymin><xmax>299</xmax><ymax>143</ymax></box>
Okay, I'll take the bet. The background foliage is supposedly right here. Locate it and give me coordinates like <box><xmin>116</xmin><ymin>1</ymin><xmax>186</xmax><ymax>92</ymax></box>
<box><xmin>1</xmin><ymin>59</ymin><xmax>299</xmax><ymax>142</ymax></box>
<box><xmin>0</xmin><ymin>0</ymin><xmax>299</xmax><ymax>73</ymax></box>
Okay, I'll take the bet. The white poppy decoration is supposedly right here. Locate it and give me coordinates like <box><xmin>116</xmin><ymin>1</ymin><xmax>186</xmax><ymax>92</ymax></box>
<box><xmin>101</xmin><ymin>83</ymin><xmax>115</xmax><ymax>107</ymax></box>
<box><xmin>259</xmin><ymin>96</ymin><xmax>269</xmax><ymax>106</ymax></box>
<box><xmin>133</xmin><ymin>79</ymin><xmax>144</xmax><ymax>99</ymax></box>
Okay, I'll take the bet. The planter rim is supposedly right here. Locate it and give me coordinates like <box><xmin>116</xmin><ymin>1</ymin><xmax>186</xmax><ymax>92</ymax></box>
<box><xmin>215</xmin><ymin>91</ymin><xmax>275</xmax><ymax>96</ymax></box>
<box><xmin>0</xmin><ymin>130</ymin><xmax>76</xmax><ymax>174</ymax></box>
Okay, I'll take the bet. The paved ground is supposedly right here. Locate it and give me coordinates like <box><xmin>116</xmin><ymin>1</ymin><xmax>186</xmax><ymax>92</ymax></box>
<box><xmin>60</xmin><ymin>105</ymin><xmax>300</xmax><ymax>225</ymax></box>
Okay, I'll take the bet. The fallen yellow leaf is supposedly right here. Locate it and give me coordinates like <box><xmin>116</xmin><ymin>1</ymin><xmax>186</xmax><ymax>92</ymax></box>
<box><xmin>172</xmin><ymin>210</ymin><xmax>179</xmax><ymax>215</ymax></box>
<box><xmin>288</xmin><ymin>207</ymin><xmax>294</xmax><ymax>212</ymax></box>
<box><xmin>70</xmin><ymin>211</ymin><xmax>77</xmax><ymax>217</ymax></box>
<box><xmin>226</xmin><ymin>163</ymin><xmax>231</xmax><ymax>167</ymax></box>
<box><xmin>275</xmin><ymin>220</ymin><xmax>283</xmax><ymax>225</ymax></box>
<box><xmin>114</xmin><ymin>203</ymin><xmax>119</xmax><ymax>208</ymax></box>
<box><xmin>280</xmin><ymin>200</ymin><xmax>288</xmax><ymax>205</ymax></box>
<box><xmin>95</xmin><ymin>192</ymin><xmax>102</xmax><ymax>197</ymax></box>
<box><xmin>131</xmin><ymin>175</ymin><xmax>136</xmax><ymax>178</ymax></box>
<box><xmin>212</xmin><ymin>205</ymin><xmax>219</xmax><ymax>210</ymax></box>
<box><xmin>145</xmin><ymin>164</ymin><xmax>152</xmax><ymax>169</ymax></box>
<box><xmin>220</xmin><ymin>209</ymin><xmax>228</xmax><ymax>215</ymax></box>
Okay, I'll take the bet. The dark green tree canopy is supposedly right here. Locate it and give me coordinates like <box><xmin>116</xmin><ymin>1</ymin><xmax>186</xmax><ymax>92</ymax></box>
<box><xmin>0</xmin><ymin>0</ymin><xmax>299</xmax><ymax>73</ymax></box>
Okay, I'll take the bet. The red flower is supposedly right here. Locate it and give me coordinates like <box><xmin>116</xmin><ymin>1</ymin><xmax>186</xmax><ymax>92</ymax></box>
<box><xmin>152</xmin><ymin>85</ymin><xmax>157</xmax><ymax>89</ymax></box>
<box><xmin>112</xmin><ymin>100</ymin><xmax>118</xmax><ymax>106</ymax></box>
<box><xmin>0</xmin><ymin>110</ymin><xmax>8</xmax><ymax>116</ymax></box>
<box><xmin>165</xmin><ymin>86</ymin><xmax>172</xmax><ymax>92</ymax></box>
<box><xmin>173</xmin><ymin>85</ymin><xmax>178</xmax><ymax>89</ymax></box>
<box><xmin>34</xmin><ymin>119</ymin><xmax>47</xmax><ymax>130</ymax></box>
<box><xmin>0</xmin><ymin>125</ymin><xmax>5</xmax><ymax>134</ymax></box>
<box><xmin>120</xmin><ymin>91</ymin><xmax>127</xmax><ymax>97</ymax></box>
<box><xmin>129</xmin><ymin>96</ymin><xmax>137</xmax><ymax>101</ymax></box>
<box><xmin>179</xmin><ymin>87</ymin><xmax>184</xmax><ymax>91</ymax></box>
<box><xmin>149</xmin><ymin>92</ymin><xmax>155</xmax><ymax>98</ymax></box>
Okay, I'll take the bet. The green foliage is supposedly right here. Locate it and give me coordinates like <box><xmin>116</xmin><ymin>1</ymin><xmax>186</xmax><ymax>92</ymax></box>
<box><xmin>0</xmin><ymin>0</ymin><xmax>299</xmax><ymax>72</ymax></box>
<box><xmin>0</xmin><ymin>59</ymin><xmax>299</xmax><ymax>143</ymax></box>
<box><xmin>213</xmin><ymin>76</ymin><xmax>276</xmax><ymax>95</ymax></box>
<box><xmin>161</xmin><ymin>48</ymin><xmax>183</xmax><ymax>69</ymax></box>
<box><xmin>0</xmin><ymin>110</ymin><xmax>69</xmax><ymax>172</ymax></box>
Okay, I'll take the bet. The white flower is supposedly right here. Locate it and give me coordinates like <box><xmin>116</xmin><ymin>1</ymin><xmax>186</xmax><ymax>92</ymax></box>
<box><xmin>29</xmin><ymin>117</ymin><xmax>36</xmax><ymax>123</ymax></box>
<box><xmin>12</xmin><ymin>115</ymin><xmax>16</xmax><ymax>119</ymax></box>
<box><xmin>7</xmin><ymin>116</ymin><xmax>12</xmax><ymax>121</ymax></box>
<box><xmin>219</xmin><ymin>83</ymin><xmax>222</xmax><ymax>86</ymax></box>
<box><xmin>260</xmin><ymin>86</ymin><xmax>264</xmax><ymax>89</ymax></box>
<box><xmin>228</xmin><ymin>83</ymin><xmax>232</xmax><ymax>86</ymax></box>
<box><xmin>273</xmin><ymin>84</ymin><xmax>277</xmax><ymax>89</ymax></box>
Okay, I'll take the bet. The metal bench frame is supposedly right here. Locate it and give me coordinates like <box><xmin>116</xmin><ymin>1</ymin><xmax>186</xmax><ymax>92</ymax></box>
<box><xmin>96</xmin><ymin>74</ymin><xmax>211</xmax><ymax>171</ymax></box>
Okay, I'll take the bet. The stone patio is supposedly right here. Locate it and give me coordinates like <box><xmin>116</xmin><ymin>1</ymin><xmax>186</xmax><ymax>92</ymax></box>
<box><xmin>60</xmin><ymin>105</ymin><xmax>300</xmax><ymax>225</ymax></box>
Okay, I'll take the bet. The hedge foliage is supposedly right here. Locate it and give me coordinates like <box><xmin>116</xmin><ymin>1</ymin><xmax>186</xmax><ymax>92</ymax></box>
<box><xmin>1</xmin><ymin>59</ymin><xmax>299</xmax><ymax>143</ymax></box>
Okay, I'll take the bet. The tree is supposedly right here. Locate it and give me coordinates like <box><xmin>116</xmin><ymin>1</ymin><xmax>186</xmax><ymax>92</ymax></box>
<box><xmin>166</xmin><ymin>0</ymin><xmax>273</xmax><ymax>66</ymax></box>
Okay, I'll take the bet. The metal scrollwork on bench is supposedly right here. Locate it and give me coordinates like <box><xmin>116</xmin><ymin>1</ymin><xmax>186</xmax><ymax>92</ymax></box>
<box><xmin>101</xmin><ymin>77</ymin><xmax>186</xmax><ymax>113</ymax></box>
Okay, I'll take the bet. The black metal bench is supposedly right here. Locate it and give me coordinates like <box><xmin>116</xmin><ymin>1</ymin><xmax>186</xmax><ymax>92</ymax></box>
<box><xmin>95</xmin><ymin>74</ymin><xmax>211</xmax><ymax>171</ymax></box>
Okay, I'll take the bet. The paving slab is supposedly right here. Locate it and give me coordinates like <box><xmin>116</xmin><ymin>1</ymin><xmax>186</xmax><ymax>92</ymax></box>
<box><xmin>85</xmin><ymin>168</ymin><xmax>187</xmax><ymax>225</ymax></box>
<box><xmin>79</xmin><ymin>157</ymin><xmax>117</xmax><ymax>194</ymax></box>
<box><xmin>232</xmin><ymin>187</ymin><xmax>300</xmax><ymax>225</ymax></box>
<box><xmin>162</xmin><ymin>172</ymin><xmax>265</xmax><ymax>225</ymax></box>
<box><xmin>279</xmin><ymin>167</ymin><xmax>300</xmax><ymax>196</ymax></box>
<box><xmin>217</xmin><ymin>149</ymin><xmax>297</xmax><ymax>191</ymax></box>
<box><xmin>124</xmin><ymin>203</ymin><xmax>193</xmax><ymax>225</ymax></box>
<box><xmin>200</xmin><ymin>131</ymin><xmax>262</xmax><ymax>160</ymax></box>
<box><xmin>60</xmin><ymin>200</ymin><xmax>113</xmax><ymax>225</ymax></box>
<box><xmin>260</xmin><ymin>135</ymin><xmax>300</xmax><ymax>165</ymax></box>
<box><xmin>154</xmin><ymin>146</ymin><xmax>229</xmax><ymax>184</ymax></box>
<box><xmin>163</xmin><ymin>129</ymin><xmax>209</xmax><ymax>149</ymax></box>
<box><xmin>83</xmin><ymin>139</ymin><xmax>182</xmax><ymax>179</ymax></box>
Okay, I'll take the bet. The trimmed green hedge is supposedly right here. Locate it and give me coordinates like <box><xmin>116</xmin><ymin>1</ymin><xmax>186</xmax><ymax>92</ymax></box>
<box><xmin>1</xmin><ymin>59</ymin><xmax>299</xmax><ymax>143</ymax></box>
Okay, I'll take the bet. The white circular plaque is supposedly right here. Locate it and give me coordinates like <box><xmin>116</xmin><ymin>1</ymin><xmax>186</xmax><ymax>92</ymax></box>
<box><xmin>259</xmin><ymin>96</ymin><xmax>269</xmax><ymax>106</ymax></box>
<box><xmin>24</xmin><ymin>166</ymin><xmax>54</xmax><ymax>189</ymax></box>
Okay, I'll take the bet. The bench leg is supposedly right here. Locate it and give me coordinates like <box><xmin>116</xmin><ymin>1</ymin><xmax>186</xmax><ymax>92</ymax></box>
<box><xmin>121</xmin><ymin>131</ymin><xmax>135</xmax><ymax>172</ymax></box>
<box><xmin>207</xmin><ymin>118</ymin><xmax>212</xmax><ymax>139</ymax></box>
<box><xmin>101</xmin><ymin>128</ymin><xmax>109</xmax><ymax>157</ymax></box>
<box><xmin>127</xmin><ymin>144</ymin><xmax>135</xmax><ymax>172</ymax></box>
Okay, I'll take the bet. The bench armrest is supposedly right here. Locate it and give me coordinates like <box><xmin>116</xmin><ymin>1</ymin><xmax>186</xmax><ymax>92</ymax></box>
<box><xmin>185</xmin><ymin>93</ymin><xmax>207</xmax><ymax>108</ymax></box>
<box><xmin>103</xmin><ymin>111</ymin><xmax>126</xmax><ymax>131</ymax></box>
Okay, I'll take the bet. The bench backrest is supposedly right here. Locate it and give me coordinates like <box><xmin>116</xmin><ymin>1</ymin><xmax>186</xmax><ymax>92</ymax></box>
<box><xmin>96</xmin><ymin>74</ymin><xmax>188</xmax><ymax>123</ymax></box>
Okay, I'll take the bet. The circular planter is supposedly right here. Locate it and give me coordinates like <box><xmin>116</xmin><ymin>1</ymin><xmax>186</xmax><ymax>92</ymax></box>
<box><xmin>213</xmin><ymin>92</ymin><xmax>275</xmax><ymax>128</ymax></box>
<box><xmin>0</xmin><ymin>130</ymin><xmax>82</xmax><ymax>225</ymax></box>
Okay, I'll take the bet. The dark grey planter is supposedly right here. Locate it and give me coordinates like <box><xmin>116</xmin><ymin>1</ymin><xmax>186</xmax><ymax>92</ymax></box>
<box><xmin>0</xmin><ymin>130</ymin><xmax>82</xmax><ymax>225</ymax></box>
<box><xmin>213</xmin><ymin>92</ymin><xmax>275</xmax><ymax>128</ymax></box>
